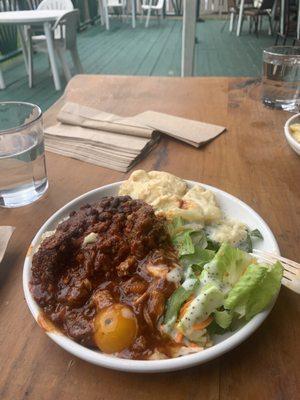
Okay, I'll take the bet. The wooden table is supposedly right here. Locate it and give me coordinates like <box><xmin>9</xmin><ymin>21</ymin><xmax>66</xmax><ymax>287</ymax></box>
<box><xmin>0</xmin><ymin>75</ymin><xmax>299</xmax><ymax>400</ymax></box>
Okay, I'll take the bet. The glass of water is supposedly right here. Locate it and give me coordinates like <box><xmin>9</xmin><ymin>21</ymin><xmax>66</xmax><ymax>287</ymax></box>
<box><xmin>0</xmin><ymin>102</ymin><xmax>48</xmax><ymax>208</ymax></box>
<box><xmin>262</xmin><ymin>46</ymin><xmax>300</xmax><ymax>112</ymax></box>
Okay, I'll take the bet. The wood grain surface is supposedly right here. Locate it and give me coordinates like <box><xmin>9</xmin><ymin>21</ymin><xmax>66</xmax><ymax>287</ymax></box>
<box><xmin>0</xmin><ymin>75</ymin><xmax>299</xmax><ymax>400</ymax></box>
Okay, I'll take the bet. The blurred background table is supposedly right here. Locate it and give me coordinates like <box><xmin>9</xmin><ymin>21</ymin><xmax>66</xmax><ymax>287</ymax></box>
<box><xmin>0</xmin><ymin>10</ymin><xmax>67</xmax><ymax>90</ymax></box>
<box><xmin>0</xmin><ymin>75</ymin><xmax>299</xmax><ymax>400</ymax></box>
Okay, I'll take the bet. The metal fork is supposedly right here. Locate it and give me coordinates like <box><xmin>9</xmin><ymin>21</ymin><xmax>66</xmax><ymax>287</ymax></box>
<box><xmin>252</xmin><ymin>249</ymin><xmax>300</xmax><ymax>294</ymax></box>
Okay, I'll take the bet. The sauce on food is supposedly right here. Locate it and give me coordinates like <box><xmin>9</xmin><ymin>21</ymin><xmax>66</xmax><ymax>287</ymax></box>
<box><xmin>30</xmin><ymin>196</ymin><xmax>182</xmax><ymax>359</ymax></box>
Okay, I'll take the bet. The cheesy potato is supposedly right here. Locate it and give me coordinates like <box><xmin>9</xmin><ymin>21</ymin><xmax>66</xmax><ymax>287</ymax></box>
<box><xmin>181</xmin><ymin>185</ymin><xmax>222</xmax><ymax>223</ymax></box>
<box><xmin>290</xmin><ymin>123</ymin><xmax>300</xmax><ymax>143</ymax></box>
<box><xmin>206</xmin><ymin>219</ymin><xmax>248</xmax><ymax>245</ymax></box>
<box><xmin>119</xmin><ymin>170</ymin><xmax>222</xmax><ymax>224</ymax></box>
<box><xmin>119</xmin><ymin>170</ymin><xmax>248</xmax><ymax>244</ymax></box>
<box><xmin>119</xmin><ymin>170</ymin><xmax>186</xmax><ymax>205</ymax></box>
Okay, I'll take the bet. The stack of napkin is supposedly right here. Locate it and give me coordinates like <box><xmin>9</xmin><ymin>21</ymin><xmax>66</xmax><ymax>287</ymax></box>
<box><xmin>45</xmin><ymin>102</ymin><xmax>226</xmax><ymax>172</ymax></box>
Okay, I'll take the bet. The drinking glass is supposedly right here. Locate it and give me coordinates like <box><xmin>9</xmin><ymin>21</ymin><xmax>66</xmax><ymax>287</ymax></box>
<box><xmin>0</xmin><ymin>102</ymin><xmax>48</xmax><ymax>208</ymax></box>
<box><xmin>262</xmin><ymin>46</ymin><xmax>300</xmax><ymax>112</ymax></box>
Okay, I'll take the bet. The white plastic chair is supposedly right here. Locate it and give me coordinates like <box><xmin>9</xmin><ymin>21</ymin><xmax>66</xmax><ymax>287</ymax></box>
<box><xmin>37</xmin><ymin>0</ymin><xmax>73</xmax><ymax>10</ymax></box>
<box><xmin>36</xmin><ymin>0</ymin><xmax>74</xmax><ymax>38</ymax></box>
<box><xmin>28</xmin><ymin>10</ymin><xmax>83</xmax><ymax>85</ymax></box>
<box><xmin>141</xmin><ymin>0</ymin><xmax>165</xmax><ymax>28</ymax></box>
<box><xmin>25</xmin><ymin>0</ymin><xmax>73</xmax><ymax>52</ymax></box>
<box><xmin>100</xmin><ymin>0</ymin><xmax>127</xmax><ymax>30</ymax></box>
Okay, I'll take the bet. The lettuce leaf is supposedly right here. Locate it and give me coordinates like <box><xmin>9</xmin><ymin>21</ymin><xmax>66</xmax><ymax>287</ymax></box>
<box><xmin>166</xmin><ymin>217</ymin><xmax>279</xmax><ymax>336</ymax></box>
<box><xmin>214</xmin><ymin>309</ymin><xmax>232</xmax><ymax>329</ymax></box>
<box><xmin>190</xmin><ymin>231</ymin><xmax>207</xmax><ymax>250</ymax></box>
<box><xmin>180</xmin><ymin>248</ymin><xmax>215</xmax><ymax>272</ymax></box>
<box><xmin>200</xmin><ymin>242</ymin><xmax>253</xmax><ymax>290</ymax></box>
<box><xmin>236</xmin><ymin>229</ymin><xmax>264</xmax><ymax>253</ymax></box>
<box><xmin>172</xmin><ymin>230</ymin><xmax>195</xmax><ymax>256</ymax></box>
<box><xmin>250</xmin><ymin>229</ymin><xmax>263</xmax><ymax>240</ymax></box>
<box><xmin>224</xmin><ymin>261</ymin><xmax>283</xmax><ymax>321</ymax></box>
<box><xmin>167</xmin><ymin>216</ymin><xmax>185</xmax><ymax>237</ymax></box>
<box><xmin>164</xmin><ymin>268</ymin><xmax>199</xmax><ymax>327</ymax></box>
<box><xmin>206</xmin><ymin>238</ymin><xmax>221</xmax><ymax>251</ymax></box>
<box><xmin>178</xmin><ymin>283</ymin><xmax>225</xmax><ymax>334</ymax></box>
<box><xmin>171</xmin><ymin>226</ymin><xmax>207</xmax><ymax>257</ymax></box>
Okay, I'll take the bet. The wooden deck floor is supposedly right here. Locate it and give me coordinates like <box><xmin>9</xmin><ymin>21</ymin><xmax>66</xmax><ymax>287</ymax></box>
<box><xmin>0</xmin><ymin>18</ymin><xmax>275</xmax><ymax>111</ymax></box>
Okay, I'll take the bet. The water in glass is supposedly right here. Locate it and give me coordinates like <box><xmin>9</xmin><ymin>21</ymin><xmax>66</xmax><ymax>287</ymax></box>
<box><xmin>262</xmin><ymin>46</ymin><xmax>300</xmax><ymax>112</ymax></box>
<box><xmin>0</xmin><ymin>102</ymin><xmax>48</xmax><ymax>208</ymax></box>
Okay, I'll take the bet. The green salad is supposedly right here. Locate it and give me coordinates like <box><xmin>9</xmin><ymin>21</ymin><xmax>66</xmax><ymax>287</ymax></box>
<box><xmin>162</xmin><ymin>217</ymin><xmax>283</xmax><ymax>347</ymax></box>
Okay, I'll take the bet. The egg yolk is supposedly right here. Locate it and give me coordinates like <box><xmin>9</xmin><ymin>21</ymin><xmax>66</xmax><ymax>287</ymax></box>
<box><xmin>94</xmin><ymin>304</ymin><xmax>138</xmax><ymax>353</ymax></box>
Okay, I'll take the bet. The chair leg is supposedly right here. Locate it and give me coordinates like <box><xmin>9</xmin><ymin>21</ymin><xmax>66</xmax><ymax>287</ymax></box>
<box><xmin>0</xmin><ymin>69</ymin><xmax>5</xmax><ymax>90</ymax></box>
<box><xmin>234</xmin><ymin>14</ymin><xmax>238</xmax><ymax>31</ymax></box>
<box><xmin>229</xmin><ymin>12</ymin><xmax>234</xmax><ymax>32</ymax></box>
<box><xmin>145</xmin><ymin>7</ymin><xmax>151</xmax><ymax>27</ymax></box>
<box><xmin>102</xmin><ymin>0</ymin><xmax>110</xmax><ymax>30</ymax></box>
<box><xmin>259</xmin><ymin>15</ymin><xmax>263</xmax><ymax>32</ymax></box>
<box><xmin>98</xmin><ymin>0</ymin><xmax>105</xmax><ymax>26</ymax></box>
<box><xmin>240</xmin><ymin>15</ymin><xmax>244</xmax><ymax>34</ymax></box>
<box><xmin>255</xmin><ymin>16</ymin><xmax>259</xmax><ymax>37</ymax></box>
<box><xmin>18</xmin><ymin>26</ymin><xmax>29</xmax><ymax>74</ymax></box>
<box><xmin>122</xmin><ymin>4</ymin><xmax>127</xmax><ymax>22</ymax></box>
<box><xmin>27</xmin><ymin>34</ymin><xmax>33</xmax><ymax>88</ymax></box>
<box><xmin>56</xmin><ymin>47</ymin><xmax>72</xmax><ymax>82</ymax></box>
<box><xmin>44</xmin><ymin>21</ymin><xmax>61</xmax><ymax>91</ymax></box>
<box><xmin>268</xmin><ymin>15</ymin><xmax>273</xmax><ymax>35</ymax></box>
<box><xmin>70</xmin><ymin>47</ymin><xmax>84</xmax><ymax>74</ymax></box>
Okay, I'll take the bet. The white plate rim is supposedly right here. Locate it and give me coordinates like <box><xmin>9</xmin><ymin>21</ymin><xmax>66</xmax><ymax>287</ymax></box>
<box><xmin>23</xmin><ymin>180</ymin><xmax>280</xmax><ymax>373</ymax></box>
<box><xmin>284</xmin><ymin>112</ymin><xmax>300</xmax><ymax>155</ymax></box>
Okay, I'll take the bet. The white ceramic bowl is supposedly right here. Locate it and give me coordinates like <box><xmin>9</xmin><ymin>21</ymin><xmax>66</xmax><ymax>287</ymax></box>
<box><xmin>284</xmin><ymin>113</ymin><xmax>300</xmax><ymax>155</ymax></box>
<box><xmin>23</xmin><ymin>180</ymin><xmax>280</xmax><ymax>373</ymax></box>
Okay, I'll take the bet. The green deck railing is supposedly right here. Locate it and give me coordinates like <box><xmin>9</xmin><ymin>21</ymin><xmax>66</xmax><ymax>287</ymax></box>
<box><xmin>88</xmin><ymin>0</ymin><xmax>99</xmax><ymax>24</ymax></box>
<box><xmin>72</xmin><ymin>0</ymin><xmax>99</xmax><ymax>29</ymax></box>
<box><xmin>72</xmin><ymin>0</ymin><xmax>87</xmax><ymax>26</ymax></box>
<box><xmin>0</xmin><ymin>1</ymin><xmax>42</xmax><ymax>61</ymax></box>
<box><xmin>0</xmin><ymin>1</ymin><xmax>19</xmax><ymax>57</ymax></box>
<box><xmin>18</xmin><ymin>0</ymin><xmax>43</xmax><ymax>9</ymax></box>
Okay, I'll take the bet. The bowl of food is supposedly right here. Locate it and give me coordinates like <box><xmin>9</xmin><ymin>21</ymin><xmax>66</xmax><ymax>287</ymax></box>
<box><xmin>284</xmin><ymin>113</ymin><xmax>300</xmax><ymax>155</ymax></box>
<box><xmin>23</xmin><ymin>171</ymin><xmax>283</xmax><ymax>373</ymax></box>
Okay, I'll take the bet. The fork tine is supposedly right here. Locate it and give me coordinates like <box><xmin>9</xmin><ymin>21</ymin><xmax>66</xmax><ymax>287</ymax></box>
<box><xmin>254</xmin><ymin>254</ymin><xmax>299</xmax><ymax>275</ymax></box>
<box><xmin>283</xmin><ymin>263</ymin><xmax>299</xmax><ymax>274</ymax></box>
<box><xmin>283</xmin><ymin>270</ymin><xmax>297</xmax><ymax>280</ymax></box>
<box><xmin>253</xmin><ymin>249</ymin><xmax>300</xmax><ymax>269</ymax></box>
<box><xmin>281</xmin><ymin>277</ymin><xmax>300</xmax><ymax>294</ymax></box>
<box><xmin>258</xmin><ymin>255</ymin><xmax>300</xmax><ymax>274</ymax></box>
<box><xmin>250</xmin><ymin>250</ymin><xmax>300</xmax><ymax>295</ymax></box>
<box><xmin>251</xmin><ymin>253</ymin><xmax>298</xmax><ymax>278</ymax></box>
